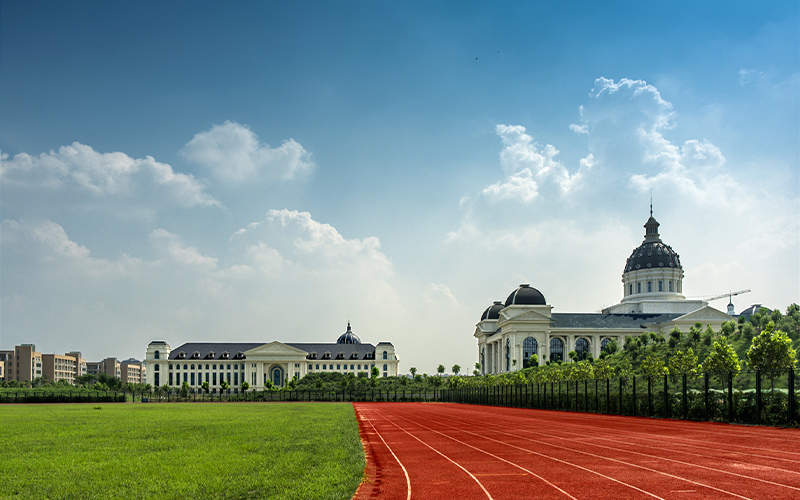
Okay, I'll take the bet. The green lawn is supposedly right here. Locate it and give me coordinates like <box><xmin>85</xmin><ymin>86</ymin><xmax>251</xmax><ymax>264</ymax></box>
<box><xmin>0</xmin><ymin>403</ymin><xmax>365</xmax><ymax>500</ymax></box>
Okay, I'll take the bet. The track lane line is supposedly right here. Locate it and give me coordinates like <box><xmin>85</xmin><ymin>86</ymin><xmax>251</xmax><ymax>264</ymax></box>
<box><xmin>355</xmin><ymin>407</ymin><xmax>412</xmax><ymax>500</ymax></box>
<box><xmin>361</xmin><ymin>406</ymin><xmax>495</xmax><ymax>500</ymax></box>
<box><xmin>381</xmin><ymin>406</ymin><xmax>665</xmax><ymax>500</ymax></box>
<box><xmin>402</xmin><ymin>405</ymin><xmax>756</xmax><ymax>500</ymax></box>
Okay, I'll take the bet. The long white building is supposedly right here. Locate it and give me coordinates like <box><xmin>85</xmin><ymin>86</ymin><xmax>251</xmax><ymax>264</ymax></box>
<box><xmin>145</xmin><ymin>323</ymin><xmax>398</xmax><ymax>392</ymax></box>
<box><xmin>475</xmin><ymin>211</ymin><xmax>732</xmax><ymax>374</ymax></box>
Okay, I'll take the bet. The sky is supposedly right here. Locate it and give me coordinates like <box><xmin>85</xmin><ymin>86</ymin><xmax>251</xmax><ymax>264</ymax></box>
<box><xmin>1</xmin><ymin>1</ymin><xmax>798</xmax><ymax>374</ymax></box>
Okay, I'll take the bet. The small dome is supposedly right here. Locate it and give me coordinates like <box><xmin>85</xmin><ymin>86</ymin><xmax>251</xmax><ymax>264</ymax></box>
<box><xmin>336</xmin><ymin>323</ymin><xmax>361</xmax><ymax>344</ymax></box>
<box><xmin>480</xmin><ymin>301</ymin><xmax>505</xmax><ymax>321</ymax></box>
<box><xmin>505</xmin><ymin>284</ymin><xmax>546</xmax><ymax>306</ymax></box>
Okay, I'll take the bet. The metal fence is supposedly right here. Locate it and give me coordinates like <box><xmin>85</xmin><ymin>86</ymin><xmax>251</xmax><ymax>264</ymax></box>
<box><xmin>2</xmin><ymin>369</ymin><xmax>796</xmax><ymax>427</ymax></box>
<box><xmin>442</xmin><ymin>369</ymin><xmax>798</xmax><ymax>427</ymax></box>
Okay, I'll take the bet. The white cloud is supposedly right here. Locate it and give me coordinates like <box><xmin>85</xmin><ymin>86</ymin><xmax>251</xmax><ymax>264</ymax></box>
<box><xmin>149</xmin><ymin>229</ymin><xmax>218</xmax><ymax>270</ymax></box>
<box><xmin>481</xmin><ymin>124</ymin><xmax>587</xmax><ymax>203</ymax></box>
<box><xmin>422</xmin><ymin>283</ymin><xmax>460</xmax><ymax>307</ymax></box>
<box><xmin>0</xmin><ymin>142</ymin><xmax>219</xmax><ymax>208</ymax></box>
<box><xmin>181</xmin><ymin>121</ymin><xmax>314</xmax><ymax>184</ymax></box>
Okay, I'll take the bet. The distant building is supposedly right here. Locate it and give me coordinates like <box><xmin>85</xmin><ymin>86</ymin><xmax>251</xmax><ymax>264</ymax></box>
<box><xmin>120</xmin><ymin>358</ymin><xmax>145</xmax><ymax>385</ymax></box>
<box><xmin>476</xmin><ymin>211</ymin><xmax>732</xmax><ymax>374</ymax></box>
<box><xmin>145</xmin><ymin>323</ymin><xmax>399</xmax><ymax>392</ymax></box>
<box><xmin>0</xmin><ymin>346</ymin><xmax>86</xmax><ymax>384</ymax></box>
<box><xmin>87</xmin><ymin>357</ymin><xmax>121</xmax><ymax>379</ymax></box>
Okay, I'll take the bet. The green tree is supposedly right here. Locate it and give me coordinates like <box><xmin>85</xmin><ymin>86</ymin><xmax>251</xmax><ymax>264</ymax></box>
<box><xmin>702</xmin><ymin>337</ymin><xmax>741</xmax><ymax>383</ymax></box>
<box><xmin>747</xmin><ymin>321</ymin><xmax>797</xmax><ymax>384</ymax></box>
<box><xmin>371</xmin><ymin>366</ymin><xmax>379</xmax><ymax>379</ymax></box>
<box><xmin>668</xmin><ymin>348</ymin><xmax>699</xmax><ymax>382</ymax></box>
<box><xmin>220</xmin><ymin>380</ymin><xmax>230</xmax><ymax>393</ymax></box>
<box><xmin>592</xmin><ymin>358</ymin><xmax>615</xmax><ymax>380</ymax></box>
<box><xmin>640</xmin><ymin>354</ymin><xmax>667</xmax><ymax>379</ymax></box>
<box><xmin>569</xmin><ymin>361</ymin><xmax>594</xmax><ymax>380</ymax></box>
<box><xmin>437</xmin><ymin>364</ymin><xmax>445</xmax><ymax>376</ymax></box>
<box><xmin>180</xmin><ymin>381</ymin><xmax>190</xmax><ymax>398</ymax></box>
<box><xmin>601</xmin><ymin>338</ymin><xmax>618</xmax><ymax>357</ymax></box>
<box><xmin>529</xmin><ymin>354</ymin><xmax>539</xmax><ymax>367</ymax></box>
<box><xmin>409</xmin><ymin>367</ymin><xmax>417</xmax><ymax>378</ymax></box>
<box><xmin>201</xmin><ymin>381</ymin><xmax>210</xmax><ymax>393</ymax></box>
<box><xmin>451</xmin><ymin>364</ymin><xmax>461</xmax><ymax>375</ymax></box>
<box><xmin>240</xmin><ymin>381</ymin><xmax>250</xmax><ymax>393</ymax></box>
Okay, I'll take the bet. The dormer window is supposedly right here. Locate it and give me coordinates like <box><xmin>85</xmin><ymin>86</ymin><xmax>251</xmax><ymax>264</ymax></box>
<box><xmin>235</xmin><ymin>352</ymin><xmax>245</xmax><ymax>359</ymax></box>
<box><xmin>191</xmin><ymin>352</ymin><xmax>200</xmax><ymax>359</ymax></box>
<box><xmin>206</xmin><ymin>352</ymin><xmax>215</xmax><ymax>359</ymax></box>
<box><xmin>337</xmin><ymin>352</ymin><xmax>345</xmax><ymax>359</ymax></box>
<box><xmin>323</xmin><ymin>352</ymin><xmax>331</xmax><ymax>359</ymax></box>
<box><xmin>350</xmin><ymin>353</ymin><xmax>359</xmax><ymax>359</ymax></box>
<box><xmin>221</xmin><ymin>352</ymin><xmax>230</xmax><ymax>359</ymax></box>
<box><xmin>177</xmin><ymin>352</ymin><xmax>186</xmax><ymax>359</ymax></box>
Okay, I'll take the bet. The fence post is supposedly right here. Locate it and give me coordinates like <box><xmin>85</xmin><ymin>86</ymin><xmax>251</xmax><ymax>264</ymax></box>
<box><xmin>682</xmin><ymin>374</ymin><xmax>688</xmax><ymax>420</ymax></box>
<box><xmin>704</xmin><ymin>372</ymin><xmax>709</xmax><ymax>422</ymax></box>
<box><xmin>755</xmin><ymin>370</ymin><xmax>761</xmax><ymax>426</ymax></box>
<box><xmin>789</xmin><ymin>369</ymin><xmax>796</xmax><ymax>426</ymax></box>
<box><xmin>663</xmin><ymin>375</ymin><xmax>669</xmax><ymax>419</ymax></box>
<box><xmin>727</xmin><ymin>372</ymin><xmax>734</xmax><ymax>423</ymax></box>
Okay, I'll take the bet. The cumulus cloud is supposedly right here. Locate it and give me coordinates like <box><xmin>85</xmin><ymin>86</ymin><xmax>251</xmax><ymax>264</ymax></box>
<box><xmin>181</xmin><ymin>121</ymin><xmax>314</xmax><ymax>184</ymax></box>
<box><xmin>481</xmin><ymin>124</ymin><xmax>588</xmax><ymax>203</ymax></box>
<box><xmin>0</xmin><ymin>142</ymin><xmax>219</xmax><ymax>208</ymax></box>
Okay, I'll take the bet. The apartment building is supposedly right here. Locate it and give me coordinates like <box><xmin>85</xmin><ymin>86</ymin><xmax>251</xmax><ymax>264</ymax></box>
<box><xmin>120</xmin><ymin>358</ymin><xmax>145</xmax><ymax>385</ymax></box>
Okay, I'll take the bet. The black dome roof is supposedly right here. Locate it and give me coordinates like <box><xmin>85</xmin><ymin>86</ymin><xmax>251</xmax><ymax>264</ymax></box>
<box><xmin>336</xmin><ymin>323</ymin><xmax>361</xmax><ymax>344</ymax></box>
<box><xmin>624</xmin><ymin>212</ymin><xmax>682</xmax><ymax>273</ymax></box>
<box><xmin>624</xmin><ymin>242</ymin><xmax>682</xmax><ymax>272</ymax></box>
<box><xmin>480</xmin><ymin>301</ymin><xmax>505</xmax><ymax>321</ymax></box>
<box><xmin>505</xmin><ymin>284</ymin><xmax>546</xmax><ymax>306</ymax></box>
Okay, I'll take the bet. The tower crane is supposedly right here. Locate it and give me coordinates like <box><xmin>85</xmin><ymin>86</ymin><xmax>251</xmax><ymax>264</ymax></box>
<box><xmin>694</xmin><ymin>289</ymin><xmax>751</xmax><ymax>315</ymax></box>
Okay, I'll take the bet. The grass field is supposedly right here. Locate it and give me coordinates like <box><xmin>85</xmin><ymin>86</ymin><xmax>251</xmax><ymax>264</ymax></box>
<box><xmin>0</xmin><ymin>402</ymin><xmax>365</xmax><ymax>500</ymax></box>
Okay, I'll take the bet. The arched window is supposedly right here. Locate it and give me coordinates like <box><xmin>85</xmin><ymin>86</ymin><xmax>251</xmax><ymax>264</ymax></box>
<box><xmin>226</xmin><ymin>364</ymin><xmax>231</xmax><ymax>370</ymax></box>
<box><xmin>169</xmin><ymin>364</ymin><xmax>173</xmax><ymax>370</ymax></box>
<box><xmin>212</xmin><ymin>364</ymin><xmax>216</xmax><ymax>370</ymax></box>
<box><xmin>271</xmin><ymin>366</ymin><xmax>283</xmax><ymax>387</ymax></box>
<box><xmin>154</xmin><ymin>364</ymin><xmax>159</xmax><ymax>371</ymax></box>
<box><xmin>233</xmin><ymin>364</ymin><xmax>238</xmax><ymax>370</ymax></box>
<box><xmin>600</xmin><ymin>337</ymin><xmax>611</xmax><ymax>351</ymax></box>
<box><xmin>523</xmin><ymin>337</ymin><xmax>538</xmax><ymax>367</ymax></box>
<box><xmin>647</xmin><ymin>281</ymin><xmax>652</xmax><ymax>293</ymax></box>
<box><xmin>575</xmin><ymin>338</ymin><xmax>590</xmax><ymax>360</ymax></box>
<box><xmin>154</xmin><ymin>350</ymin><xmax>160</xmax><ymax>360</ymax></box>
<box><xmin>191</xmin><ymin>364</ymin><xmax>195</xmax><ymax>370</ymax></box>
<box><xmin>183</xmin><ymin>364</ymin><xmax>188</xmax><ymax>370</ymax></box>
<box><xmin>382</xmin><ymin>351</ymin><xmax>388</xmax><ymax>360</ymax></box>
<box><xmin>350</xmin><ymin>364</ymin><xmax>354</xmax><ymax>370</ymax></box>
<box><xmin>550</xmin><ymin>338</ymin><xmax>564</xmax><ymax>362</ymax></box>
<box><xmin>205</xmin><ymin>364</ymin><xmax>209</xmax><ymax>370</ymax></box>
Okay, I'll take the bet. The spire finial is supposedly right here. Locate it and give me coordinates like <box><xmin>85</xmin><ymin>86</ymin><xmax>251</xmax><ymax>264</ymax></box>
<box><xmin>650</xmin><ymin>189</ymin><xmax>653</xmax><ymax>216</ymax></box>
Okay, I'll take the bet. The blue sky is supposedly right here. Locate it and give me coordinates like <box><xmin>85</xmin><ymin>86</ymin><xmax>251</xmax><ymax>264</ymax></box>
<box><xmin>2</xmin><ymin>1</ymin><xmax>798</xmax><ymax>373</ymax></box>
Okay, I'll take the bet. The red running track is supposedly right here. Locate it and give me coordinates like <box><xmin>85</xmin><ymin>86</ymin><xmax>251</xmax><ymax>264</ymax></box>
<box><xmin>352</xmin><ymin>403</ymin><xmax>800</xmax><ymax>500</ymax></box>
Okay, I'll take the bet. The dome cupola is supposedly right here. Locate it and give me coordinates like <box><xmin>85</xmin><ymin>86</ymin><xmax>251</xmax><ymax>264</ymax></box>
<box><xmin>336</xmin><ymin>323</ymin><xmax>361</xmax><ymax>344</ymax></box>
<box><xmin>480</xmin><ymin>301</ymin><xmax>505</xmax><ymax>321</ymax></box>
<box><xmin>505</xmin><ymin>284</ymin><xmax>546</xmax><ymax>307</ymax></box>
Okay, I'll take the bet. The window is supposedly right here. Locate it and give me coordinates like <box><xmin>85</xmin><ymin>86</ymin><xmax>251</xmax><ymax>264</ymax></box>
<box><xmin>382</xmin><ymin>351</ymin><xmax>387</xmax><ymax>360</ymax></box>
<box><xmin>629</xmin><ymin>284</ymin><xmax>633</xmax><ymax>295</ymax></box>
<box><xmin>205</xmin><ymin>373</ymin><xmax>209</xmax><ymax>384</ymax></box>
<box><xmin>637</xmin><ymin>282</ymin><xmax>641</xmax><ymax>293</ymax></box>
<box><xmin>191</xmin><ymin>364</ymin><xmax>195</xmax><ymax>370</ymax></box>
<box><xmin>169</xmin><ymin>364</ymin><xmax>173</xmax><ymax>370</ymax></box>
<box><xmin>233</xmin><ymin>364</ymin><xmax>238</xmax><ymax>370</ymax></box>
<box><xmin>647</xmin><ymin>281</ymin><xmax>652</xmax><ymax>293</ymax></box>
<box><xmin>323</xmin><ymin>364</ymin><xmax>327</xmax><ymax>370</ymax></box>
<box><xmin>350</xmin><ymin>364</ymin><xmax>354</xmax><ymax>370</ymax></box>
<box><xmin>358</xmin><ymin>364</ymin><xmax>361</xmax><ymax>370</ymax></box>
<box><xmin>169</xmin><ymin>373</ymin><xmax>173</xmax><ymax>385</ymax></box>
<box><xmin>658</xmin><ymin>280</ymin><xmax>663</xmax><ymax>292</ymax></box>
<box><xmin>669</xmin><ymin>281</ymin><xmax>673</xmax><ymax>292</ymax></box>
<box><xmin>191</xmin><ymin>373</ymin><xmax>195</xmax><ymax>385</ymax></box>
<box><xmin>213</xmin><ymin>373</ymin><xmax>217</xmax><ymax>385</ymax></box>
<box><xmin>234</xmin><ymin>372</ymin><xmax>238</xmax><ymax>385</ymax></box>
<box><xmin>227</xmin><ymin>364</ymin><xmax>231</xmax><ymax>370</ymax></box>
<box><xmin>154</xmin><ymin>350</ymin><xmax>160</xmax><ymax>360</ymax></box>
<box><xmin>183</xmin><ymin>364</ymin><xmax>188</xmax><ymax>370</ymax></box>
<box><xmin>575</xmin><ymin>338</ymin><xmax>590</xmax><ymax>360</ymax></box>
<box><xmin>213</xmin><ymin>364</ymin><xmax>216</xmax><ymax>370</ymax></box>
<box><xmin>601</xmin><ymin>337</ymin><xmax>612</xmax><ymax>352</ymax></box>
<box><xmin>549</xmin><ymin>338</ymin><xmax>564</xmax><ymax>363</ymax></box>
<box><xmin>337</xmin><ymin>364</ymin><xmax>340</xmax><ymax>370</ymax></box>
<box><xmin>154</xmin><ymin>364</ymin><xmax>159</xmax><ymax>371</ymax></box>
<box><xmin>316</xmin><ymin>364</ymin><xmax>319</xmax><ymax>370</ymax></box>
<box><xmin>183</xmin><ymin>373</ymin><xmax>187</xmax><ymax>383</ymax></box>
<box><xmin>383</xmin><ymin>364</ymin><xmax>388</xmax><ymax>371</ymax></box>
<box><xmin>205</xmin><ymin>364</ymin><xmax>209</xmax><ymax>370</ymax></box>
<box><xmin>522</xmin><ymin>337</ymin><xmax>538</xmax><ymax>367</ymax></box>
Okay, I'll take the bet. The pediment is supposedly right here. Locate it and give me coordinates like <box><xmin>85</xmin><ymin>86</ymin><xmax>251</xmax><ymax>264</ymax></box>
<box><xmin>674</xmin><ymin>306</ymin><xmax>732</xmax><ymax>323</ymax></box>
<box><xmin>245</xmin><ymin>341</ymin><xmax>308</xmax><ymax>357</ymax></box>
<box><xmin>499</xmin><ymin>309</ymin><xmax>551</xmax><ymax>324</ymax></box>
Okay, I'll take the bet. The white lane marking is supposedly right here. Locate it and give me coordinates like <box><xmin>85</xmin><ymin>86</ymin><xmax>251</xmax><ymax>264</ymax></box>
<box><xmin>356</xmin><ymin>407</ymin><xmax>412</xmax><ymax>500</ymax></box>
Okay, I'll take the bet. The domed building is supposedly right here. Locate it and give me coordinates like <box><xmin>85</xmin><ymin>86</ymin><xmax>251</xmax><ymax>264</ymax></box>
<box><xmin>145</xmin><ymin>323</ymin><xmax>399</xmax><ymax>391</ymax></box>
<box><xmin>475</xmin><ymin>211</ymin><xmax>732</xmax><ymax>375</ymax></box>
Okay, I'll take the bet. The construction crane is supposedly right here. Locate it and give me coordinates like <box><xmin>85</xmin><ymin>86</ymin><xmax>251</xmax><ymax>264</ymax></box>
<box><xmin>693</xmin><ymin>289</ymin><xmax>751</xmax><ymax>315</ymax></box>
